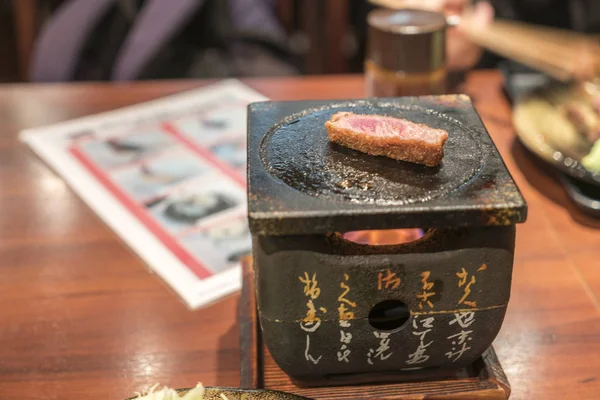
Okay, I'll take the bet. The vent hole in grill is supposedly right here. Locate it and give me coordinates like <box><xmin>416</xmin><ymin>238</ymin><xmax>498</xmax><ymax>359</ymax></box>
<box><xmin>368</xmin><ymin>300</ymin><xmax>411</xmax><ymax>332</ymax></box>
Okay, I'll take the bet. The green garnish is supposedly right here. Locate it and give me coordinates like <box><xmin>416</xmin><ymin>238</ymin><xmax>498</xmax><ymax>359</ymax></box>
<box><xmin>582</xmin><ymin>140</ymin><xmax>600</xmax><ymax>173</ymax></box>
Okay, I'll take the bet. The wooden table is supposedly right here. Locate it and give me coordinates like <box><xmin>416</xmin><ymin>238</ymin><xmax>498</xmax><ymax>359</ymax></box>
<box><xmin>1</xmin><ymin>71</ymin><xmax>599</xmax><ymax>400</ymax></box>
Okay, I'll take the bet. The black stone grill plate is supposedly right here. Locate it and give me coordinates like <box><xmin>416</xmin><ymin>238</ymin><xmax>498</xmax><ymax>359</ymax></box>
<box><xmin>248</xmin><ymin>96</ymin><xmax>527</xmax><ymax>235</ymax></box>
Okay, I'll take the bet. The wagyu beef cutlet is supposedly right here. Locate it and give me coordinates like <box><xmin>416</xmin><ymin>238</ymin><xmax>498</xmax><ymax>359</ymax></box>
<box><xmin>325</xmin><ymin>112</ymin><xmax>449</xmax><ymax>167</ymax></box>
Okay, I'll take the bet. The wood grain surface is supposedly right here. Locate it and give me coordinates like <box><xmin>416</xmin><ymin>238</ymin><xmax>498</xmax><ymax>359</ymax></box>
<box><xmin>0</xmin><ymin>72</ymin><xmax>599</xmax><ymax>400</ymax></box>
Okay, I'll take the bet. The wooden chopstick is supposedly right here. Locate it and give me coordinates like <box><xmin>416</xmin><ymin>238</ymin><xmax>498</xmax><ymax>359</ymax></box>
<box><xmin>462</xmin><ymin>26</ymin><xmax>573</xmax><ymax>80</ymax></box>
<box><xmin>492</xmin><ymin>19</ymin><xmax>598</xmax><ymax>47</ymax></box>
<box><xmin>459</xmin><ymin>17</ymin><xmax>600</xmax><ymax>81</ymax></box>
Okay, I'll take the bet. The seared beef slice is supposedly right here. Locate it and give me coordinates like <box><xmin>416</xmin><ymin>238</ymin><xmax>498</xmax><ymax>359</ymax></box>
<box><xmin>325</xmin><ymin>112</ymin><xmax>449</xmax><ymax>167</ymax></box>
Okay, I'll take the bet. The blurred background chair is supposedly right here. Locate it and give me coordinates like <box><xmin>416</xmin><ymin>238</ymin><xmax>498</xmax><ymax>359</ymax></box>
<box><xmin>1</xmin><ymin>0</ymin><xmax>371</xmax><ymax>83</ymax></box>
<box><xmin>6</xmin><ymin>0</ymin><xmax>600</xmax><ymax>83</ymax></box>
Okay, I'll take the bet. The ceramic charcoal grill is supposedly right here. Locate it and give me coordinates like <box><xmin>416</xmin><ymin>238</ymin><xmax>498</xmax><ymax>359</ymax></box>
<box><xmin>247</xmin><ymin>95</ymin><xmax>527</xmax><ymax>384</ymax></box>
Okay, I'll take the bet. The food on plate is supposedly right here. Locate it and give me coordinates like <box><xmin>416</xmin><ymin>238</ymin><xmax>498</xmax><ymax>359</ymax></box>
<box><xmin>582</xmin><ymin>140</ymin><xmax>600</xmax><ymax>173</ymax></box>
<box><xmin>514</xmin><ymin>81</ymin><xmax>600</xmax><ymax>174</ymax></box>
<box><xmin>562</xmin><ymin>101</ymin><xmax>600</xmax><ymax>143</ymax></box>
<box><xmin>325</xmin><ymin>112</ymin><xmax>448</xmax><ymax>167</ymax></box>
<box><xmin>134</xmin><ymin>383</ymin><xmax>208</xmax><ymax>400</ymax></box>
<box><xmin>514</xmin><ymin>98</ymin><xmax>590</xmax><ymax>159</ymax></box>
<box><xmin>131</xmin><ymin>383</ymin><xmax>303</xmax><ymax>400</ymax></box>
<box><xmin>557</xmin><ymin>82</ymin><xmax>600</xmax><ymax>169</ymax></box>
<box><xmin>164</xmin><ymin>193</ymin><xmax>236</xmax><ymax>222</ymax></box>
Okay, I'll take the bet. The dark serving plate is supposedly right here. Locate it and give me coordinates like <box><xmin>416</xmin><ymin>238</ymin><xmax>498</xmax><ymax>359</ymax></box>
<box><xmin>511</xmin><ymin>85</ymin><xmax>600</xmax><ymax>188</ymax></box>
<box><xmin>502</xmin><ymin>62</ymin><xmax>600</xmax><ymax>215</ymax></box>
<box><xmin>560</xmin><ymin>174</ymin><xmax>600</xmax><ymax>217</ymax></box>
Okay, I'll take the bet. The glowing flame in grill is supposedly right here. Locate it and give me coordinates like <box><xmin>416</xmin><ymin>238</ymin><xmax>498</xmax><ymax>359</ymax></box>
<box><xmin>342</xmin><ymin>229</ymin><xmax>424</xmax><ymax>245</ymax></box>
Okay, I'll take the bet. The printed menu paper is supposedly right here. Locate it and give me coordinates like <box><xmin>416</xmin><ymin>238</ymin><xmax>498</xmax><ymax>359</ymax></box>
<box><xmin>21</xmin><ymin>80</ymin><xmax>267</xmax><ymax>309</ymax></box>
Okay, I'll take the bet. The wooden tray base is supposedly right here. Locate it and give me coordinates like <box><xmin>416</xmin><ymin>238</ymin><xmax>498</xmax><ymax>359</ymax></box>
<box><xmin>239</xmin><ymin>257</ymin><xmax>511</xmax><ymax>399</ymax></box>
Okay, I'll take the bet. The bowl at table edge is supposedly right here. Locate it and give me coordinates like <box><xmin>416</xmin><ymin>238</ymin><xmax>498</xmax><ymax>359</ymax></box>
<box><xmin>126</xmin><ymin>386</ymin><xmax>308</xmax><ymax>400</ymax></box>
